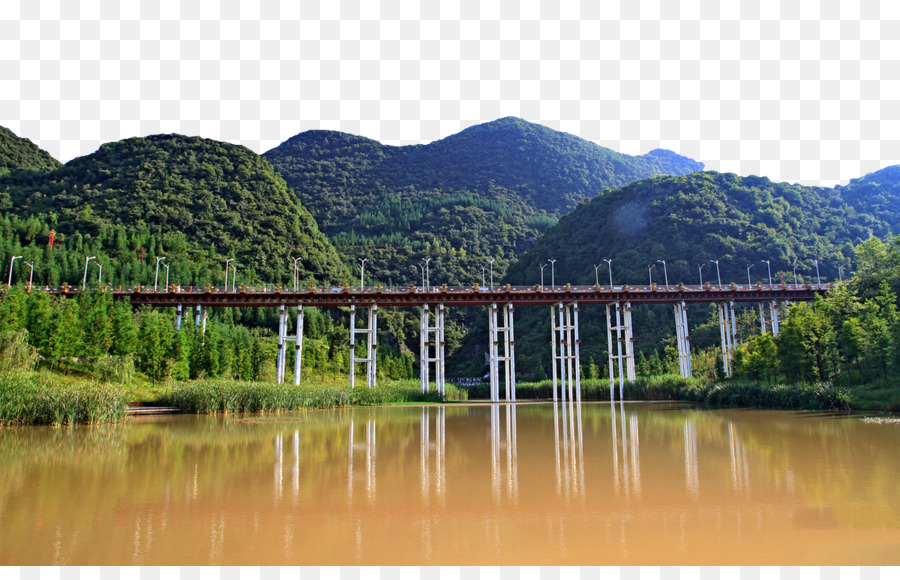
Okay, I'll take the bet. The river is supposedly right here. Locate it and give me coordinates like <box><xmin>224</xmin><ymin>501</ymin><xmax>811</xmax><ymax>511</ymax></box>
<box><xmin>0</xmin><ymin>402</ymin><xmax>898</xmax><ymax>565</ymax></box>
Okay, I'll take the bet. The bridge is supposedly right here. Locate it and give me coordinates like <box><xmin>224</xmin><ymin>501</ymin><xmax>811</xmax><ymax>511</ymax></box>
<box><xmin>42</xmin><ymin>282</ymin><xmax>829</xmax><ymax>403</ymax></box>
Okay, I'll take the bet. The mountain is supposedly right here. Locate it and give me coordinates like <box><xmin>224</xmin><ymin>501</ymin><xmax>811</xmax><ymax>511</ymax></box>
<box><xmin>263</xmin><ymin>117</ymin><xmax>703</xmax><ymax>286</ymax></box>
<box><xmin>0</xmin><ymin>134</ymin><xmax>349</xmax><ymax>287</ymax></box>
<box><xmin>493</xmin><ymin>169</ymin><xmax>900</xmax><ymax>377</ymax></box>
<box><xmin>0</xmin><ymin>126</ymin><xmax>62</xmax><ymax>174</ymax></box>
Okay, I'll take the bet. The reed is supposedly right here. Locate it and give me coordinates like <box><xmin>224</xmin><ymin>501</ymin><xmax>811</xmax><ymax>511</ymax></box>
<box><xmin>677</xmin><ymin>380</ymin><xmax>852</xmax><ymax>411</ymax></box>
<box><xmin>458</xmin><ymin>374</ymin><xmax>699</xmax><ymax>401</ymax></box>
<box><xmin>0</xmin><ymin>373</ymin><xmax>128</xmax><ymax>425</ymax></box>
<box><xmin>157</xmin><ymin>378</ymin><xmax>456</xmax><ymax>414</ymax></box>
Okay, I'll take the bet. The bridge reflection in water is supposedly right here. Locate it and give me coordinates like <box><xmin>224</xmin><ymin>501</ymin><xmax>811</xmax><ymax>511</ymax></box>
<box><xmin>10</xmin><ymin>402</ymin><xmax>898</xmax><ymax>565</ymax></box>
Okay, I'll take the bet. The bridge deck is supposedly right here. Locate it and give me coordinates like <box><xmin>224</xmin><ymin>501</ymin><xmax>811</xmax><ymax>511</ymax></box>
<box><xmin>42</xmin><ymin>284</ymin><xmax>828</xmax><ymax>308</ymax></box>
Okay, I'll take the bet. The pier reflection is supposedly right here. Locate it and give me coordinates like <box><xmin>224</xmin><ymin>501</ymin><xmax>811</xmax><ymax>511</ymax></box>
<box><xmin>553</xmin><ymin>401</ymin><xmax>584</xmax><ymax>500</ymax></box>
<box><xmin>610</xmin><ymin>401</ymin><xmax>641</xmax><ymax>498</ymax></box>
<box><xmin>729</xmin><ymin>422</ymin><xmax>750</xmax><ymax>494</ymax></box>
<box><xmin>348</xmin><ymin>415</ymin><xmax>377</xmax><ymax>503</ymax></box>
<box><xmin>684</xmin><ymin>419</ymin><xmax>699</xmax><ymax>496</ymax></box>
<box><xmin>273</xmin><ymin>430</ymin><xmax>302</xmax><ymax>504</ymax></box>
<box><xmin>420</xmin><ymin>406</ymin><xmax>446</xmax><ymax>504</ymax></box>
<box><xmin>490</xmin><ymin>404</ymin><xmax>518</xmax><ymax>504</ymax></box>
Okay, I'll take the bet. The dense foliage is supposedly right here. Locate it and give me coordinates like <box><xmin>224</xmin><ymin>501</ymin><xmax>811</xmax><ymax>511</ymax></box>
<box><xmin>0</xmin><ymin>126</ymin><xmax>61</xmax><ymax>175</ymax></box>
<box><xmin>263</xmin><ymin>117</ymin><xmax>703</xmax><ymax>286</ymax></box>
<box><xmin>0</xmin><ymin>132</ymin><xmax>349</xmax><ymax>286</ymax></box>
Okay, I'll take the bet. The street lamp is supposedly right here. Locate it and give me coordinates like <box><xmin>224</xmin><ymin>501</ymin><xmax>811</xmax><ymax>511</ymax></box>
<box><xmin>162</xmin><ymin>262</ymin><xmax>170</xmax><ymax>291</ymax></box>
<box><xmin>229</xmin><ymin>261</ymin><xmax>237</xmax><ymax>292</ymax></box>
<box><xmin>603</xmin><ymin>258</ymin><xmax>613</xmax><ymax>288</ymax></box>
<box><xmin>812</xmin><ymin>259</ymin><xmax>821</xmax><ymax>288</ymax></box>
<box><xmin>83</xmin><ymin>256</ymin><xmax>96</xmax><ymax>287</ymax></box>
<box><xmin>96</xmin><ymin>261</ymin><xmax>103</xmax><ymax>286</ymax></box>
<box><xmin>154</xmin><ymin>256</ymin><xmax>166</xmax><ymax>291</ymax></box>
<box><xmin>224</xmin><ymin>258</ymin><xmax>233</xmax><ymax>290</ymax></box>
<box><xmin>292</xmin><ymin>257</ymin><xmax>302</xmax><ymax>290</ymax></box>
<box><xmin>423</xmin><ymin>258</ymin><xmax>430</xmax><ymax>289</ymax></box>
<box><xmin>358</xmin><ymin>258</ymin><xmax>367</xmax><ymax>290</ymax></box>
<box><xmin>838</xmin><ymin>266</ymin><xmax>844</xmax><ymax>282</ymax></box>
<box><xmin>540</xmin><ymin>263</ymin><xmax>548</xmax><ymax>288</ymax></box>
<box><xmin>23</xmin><ymin>261</ymin><xmax>33</xmax><ymax>290</ymax></box>
<box><xmin>698</xmin><ymin>263</ymin><xmax>706</xmax><ymax>287</ymax></box>
<box><xmin>657</xmin><ymin>260</ymin><xmax>669</xmax><ymax>291</ymax></box>
<box><xmin>418</xmin><ymin>263</ymin><xmax>427</xmax><ymax>289</ymax></box>
<box><xmin>549</xmin><ymin>259</ymin><xmax>556</xmax><ymax>290</ymax></box>
<box><xmin>481</xmin><ymin>264</ymin><xmax>486</xmax><ymax>287</ymax></box>
<box><xmin>762</xmin><ymin>259</ymin><xmax>772</xmax><ymax>288</ymax></box>
<box><xmin>8</xmin><ymin>255</ymin><xmax>22</xmax><ymax>287</ymax></box>
<box><xmin>792</xmin><ymin>259</ymin><xmax>799</xmax><ymax>289</ymax></box>
<box><xmin>648</xmin><ymin>263</ymin><xmax>655</xmax><ymax>287</ymax></box>
<box><xmin>746</xmin><ymin>263</ymin><xmax>754</xmax><ymax>287</ymax></box>
<box><xmin>593</xmin><ymin>264</ymin><xmax>601</xmax><ymax>286</ymax></box>
<box><xmin>710</xmin><ymin>259</ymin><xmax>722</xmax><ymax>289</ymax></box>
<box><xmin>488</xmin><ymin>258</ymin><xmax>495</xmax><ymax>289</ymax></box>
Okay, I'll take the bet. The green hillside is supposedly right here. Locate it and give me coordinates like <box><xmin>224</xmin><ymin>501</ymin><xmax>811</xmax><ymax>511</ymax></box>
<box><xmin>263</xmin><ymin>117</ymin><xmax>703</xmax><ymax>286</ymax></box>
<box><xmin>0</xmin><ymin>133</ymin><xmax>349</xmax><ymax>287</ymax></box>
<box><xmin>0</xmin><ymin>126</ymin><xmax>62</xmax><ymax>174</ymax></box>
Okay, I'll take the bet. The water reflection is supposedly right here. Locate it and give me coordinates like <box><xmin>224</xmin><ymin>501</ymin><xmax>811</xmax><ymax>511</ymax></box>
<box><xmin>610</xmin><ymin>401</ymin><xmax>641</xmax><ymax>498</ymax></box>
<box><xmin>684</xmin><ymin>419</ymin><xmax>699</xmax><ymax>496</ymax></box>
<box><xmin>553</xmin><ymin>401</ymin><xmax>584</xmax><ymax>500</ymax></box>
<box><xmin>729</xmin><ymin>422</ymin><xmax>750</xmax><ymax>494</ymax></box>
<box><xmin>420</xmin><ymin>406</ymin><xmax>446</xmax><ymax>504</ymax></box>
<box><xmin>348</xmin><ymin>416</ymin><xmax>377</xmax><ymax>503</ymax></box>
<box><xmin>490</xmin><ymin>404</ymin><xmax>518</xmax><ymax>504</ymax></box>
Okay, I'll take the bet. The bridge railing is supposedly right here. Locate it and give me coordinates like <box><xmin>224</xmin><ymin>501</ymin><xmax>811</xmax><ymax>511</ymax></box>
<box><xmin>37</xmin><ymin>282</ymin><xmax>832</xmax><ymax>295</ymax></box>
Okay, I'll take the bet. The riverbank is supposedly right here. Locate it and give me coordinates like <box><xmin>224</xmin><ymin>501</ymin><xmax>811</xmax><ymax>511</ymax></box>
<box><xmin>2</xmin><ymin>371</ymin><xmax>893</xmax><ymax>425</ymax></box>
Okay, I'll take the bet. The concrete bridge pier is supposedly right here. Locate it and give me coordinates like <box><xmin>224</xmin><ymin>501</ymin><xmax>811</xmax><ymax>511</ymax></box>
<box><xmin>717</xmin><ymin>301</ymin><xmax>737</xmax><ymax>377</ymax></box>
<box><xmin>770</xmin><ymin>300</ymin><xmax>780</xmax><ymax>336</ymax></box>
<box><xmin>674</xmin><ymin>301</ymin><xmax>693</xmax><ymax>378</ymax></box>
<box><xmin>350</xmin><ymin>305</ymin><xmax>378</xmax><ymax>388</ymax></box>
<box><xmin>551</xmin><ymin>303</ymin><xmax>581</xmax><ymax>402</ymax></box>
<box><xmin>488</xmin><ymin>303</ymin><xmax>516</xmax><ymax>402</ymax></box>
<box><xmin>176</xmin><ymin>304</ymin><xmax>183</xmax><ymax>330</ymax></box>
<box><xmin>276</xmin><ymin>304</ymin><xmax>304</xmax><ymax>385</ymax></box>
<box><xmin>606</xmin><ymin>302</ymin><xmax>634</xmax><ymax>401</ymax></box>
<box><xmin>419</xmin><ymin>304</ymin><xmax>446</xmax><ymax>396</ymax></box>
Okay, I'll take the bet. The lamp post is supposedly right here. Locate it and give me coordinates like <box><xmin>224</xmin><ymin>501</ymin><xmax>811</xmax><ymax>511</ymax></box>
<box><xmin>657</xmin><ymin>260</ymin><xmax>669</xmax><ymax>291</ymax></box>
<box><xmin>8</xmin><ymin>255</ymin><xmax>22</xmax><ymax>287</ymax></box>
<box><xmin>488</xmin><ymin>259</ymin><xmax>494</xmax><ymax>289</ymax></box>
<box><xmin>418</xmin><ymin>263</ymin><xmax>427</xmax><ymax>289</ymax></box>
<box><xmin>812</xmin><ymin>259</ymin><xmax>821</xmax><ymax>288</ymax></box>
<box><xmin>698</xmin><ymin>263</ymin><xmax>706</xmax><ymax>287</ymax></box>
<box><xmin>746</xmin><ymin>263</ymin><xmax>754</xmax><ymax>287</ymax></box>
<box><xmin>549</xmin><ymin>259</ymin><xmax>556</xmax><ymax>290</ymax></box>
<box><xmin>229</xmin><ymin>261</ymin><xmax>237</xmax><ymax>292</ymax></box>
<box><xmin>224</xmin><ymin>258</ymin><xmax>233</xmax><ymax>291</ymax></box>
<box><xmin>481</xmin><ymin>264</ymin><xmax>486</xmax><ymax>287</ymax></box>
<box><xmin>23</xmin><ymin>261</ymin><xmax>33</xmax><ymax>290</ymax></box>
<box><xmin>762</xmin><ymin>259</ymin><xmax>772</xmax><ymax>288</ymax></box>
<box><xmin>540</xmin><ymin>263</ymin><xmax>548</xmax><ymax>288</ymax></box>
<box><xmin>96</xmin><ymin>261</ymin><xmax>103</xmax><ymax>286</ymax></box>
<box><xmin>648</xmin><ymin>263</ymin><xmax>655</xmax><ymax>287</ymax></box>
<box><xmin>162</xmin><ymin>262</ymin><xmax>170</xmax><ymax>291</ymax></box>
<box><xmin>593</xmin><ymin>264</ymin><xmax>601</xmax><ymax>286</ymax></box>
<box><xmin>423</xmin><ymin>258</ymin><xmax>430</xmax><ymax>289</ymax></box>
<box><xmin>838</xmin><ymin>266</ymin><xmax>844</xmax><ymax>282</ymax></box>
<box><xmin>292</xmin><ymin>257</ymin><xmax>302</xmax><ymax>290</ymax></box>
<box><xmin>83</xmin><ymin>256</ymin><xmax>95</xmax><ymax>288</ymax></box>
<box><xmin>710</xmin><ymin>259</ymin><xmax>721</xmax><ymax>289</ymax></box>
<box><xmin>154</xmin><ymin>256</ymin><xmax>165</xmax><ymax>291</ymax></box>
<box><xmin>358</xmin><ymin>258</ymin><xmax>367</xmax><ymax>290</ymax></box>
<box><xmin>603</xmin><ymin>258</ymin><xmax>613</xmax><ymax>288</ymax></box>
<box><xmin>792</xmin><ymin>259</ymin><xmax>799</xmax><ymax>289</ymax></box>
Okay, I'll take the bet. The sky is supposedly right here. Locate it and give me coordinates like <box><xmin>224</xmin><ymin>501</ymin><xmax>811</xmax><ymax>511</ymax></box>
<box><xmin>1</xmin><ymin>0</ymin><xmax>898</xmax><ymax>187</ymax></box>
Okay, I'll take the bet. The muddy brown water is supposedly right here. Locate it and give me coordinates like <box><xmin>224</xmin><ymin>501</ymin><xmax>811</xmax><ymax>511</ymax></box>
<box><xmin>1</xmin><ymin>402</ymin><xmax>898</xmax><ymax>565</ymax></box>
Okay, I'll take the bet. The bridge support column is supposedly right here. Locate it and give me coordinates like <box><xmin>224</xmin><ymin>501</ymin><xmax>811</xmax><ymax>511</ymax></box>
<box><xmin>420</xmin><ymin>304</ymin><xmax>446</xmax><ymax>396</ymax></box>
<box><xmin>770</xmin><ymin>300</ymin><xmax>780</xmax><ymax>336</ymax></box>
<box><xmin>759</xmin><ymin>302</ymin><xmax>767</xmax><ymax>334</ymax></box>
<box><xmin>674</xmin><ymin>301</ymin><xmax>693</xmax><ymax>378</ymax></box>
<box><xmin>717</xmin><ymin>302</ymin><xmax>734</xmax><ymax>377</ymax></box>
<box><xmin>350</xmin><ymin>305</ymin><xmax>378</xmax><ymax>388</ymax></box>
<box><xmin>176</xmin><ymin>304</ymin><xmax>183</xmax><ymax>330</ymax></box>
<box><xmin>606</xmin><ymin>302</ymin><xmax>632</xmax><ymax>401</ymax></box>
<box><xmin>194</xmin><ymin>305</ymin><xmax>201</xmax><ymax>329</ymax></box>
<box><xmin>277</xmin><ymin>304</ymin><xmax>304</xmax><ymax>384</ymax></box>
<box><xmin>488</xmin><ymin>303</ymin><xmax>515</xmax><ymax>402</ymax></box>
<box><xmin>551</xmin><ymin>303</ymin><xmax>580</xmax><ymax>402</ymax></box>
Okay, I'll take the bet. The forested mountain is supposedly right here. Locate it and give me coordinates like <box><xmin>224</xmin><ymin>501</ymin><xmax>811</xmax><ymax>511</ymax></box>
<box><xmin>0</xmin><ymin>126</ymin><xmax>61</xmax><ymax>174</ymax></box>
<box><xmin>0</xmin><ymin>133</ymin><xmax>349</xmax><ymax>287</ymax></box>
<box><xmin>491</xmin><ymin>169</ymin><xmax>900</xmax><ymax>378</ymax></box>
<box><xmin>263</xmin><ymin>117</ymin><xmax>703</xmax><ymax>286</ymax></box>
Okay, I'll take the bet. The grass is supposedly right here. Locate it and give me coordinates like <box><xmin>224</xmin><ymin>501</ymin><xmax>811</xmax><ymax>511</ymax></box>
<box><xmin>461</xmin><ymin>374</ymin><xmax>700</xmax><ymax>402</ymax></box>
<box><xmin>157</xmin><ymin>378</ymin><xmax>468</xmax><ymax>414</ymax></box>
<box><xmin>0</xmin><ymin>372</ymin><xmax>128</xmax><ymax>425</ymax></box>
<box><xmin>676</xmin><ymin>380</ymin><xmax>852</xmax><ymax>411</ymax></box>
